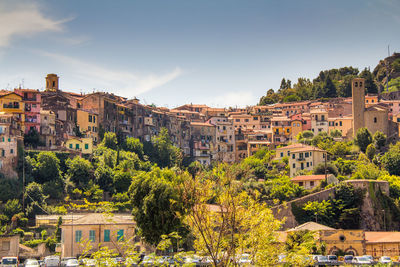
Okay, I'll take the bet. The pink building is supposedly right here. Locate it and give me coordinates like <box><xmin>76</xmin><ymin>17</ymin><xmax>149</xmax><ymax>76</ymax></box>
<box><xmin>15</xmin><ymin>89</ymin><xmax>41</xmax><ymax>134</ymax></box>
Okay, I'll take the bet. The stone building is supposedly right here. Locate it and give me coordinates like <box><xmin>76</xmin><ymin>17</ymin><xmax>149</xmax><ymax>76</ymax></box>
<box><xmin>14</xmin><ymin>89</ymin><xmax>41</xmax><ymax>134</ymax></box>
<box><xmin>208</xmin><ymin>116</ymin><xmax>235</xmax><ymax>162</ymax></box>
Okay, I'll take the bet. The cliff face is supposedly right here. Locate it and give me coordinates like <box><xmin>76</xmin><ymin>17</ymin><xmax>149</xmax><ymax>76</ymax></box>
<box><xmin>373</xmin><ymin>52</ymin><xmax>400</xmax><ymax>91</ymax></box>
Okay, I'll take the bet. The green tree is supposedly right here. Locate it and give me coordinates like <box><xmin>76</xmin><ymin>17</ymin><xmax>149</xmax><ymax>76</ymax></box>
<box><xmin>24</xmin><ymin>128</ymin><xmax>41</xmax><ymax>148</ymax></box>
<box><xmin>313</xmin><ymin>162</ymin><xmax>338</xmax><ymax>176</ymax></box>
<box><xmin>294</xmin><ymin>78</ymin><xmax>313</xmax><ymax>100</ymax></box>
<box><xmin>65</xmin><ymin>156</ymin><xmax>92</xmax><ymax>189</ymax></box>
<box><xmin>129</xmin><ymin>168</ymin><xmax>188</xmax><ymax>246</ymax></box>
<box><xmin>113</xmin><ymin>170</ymin><xmax>131</xmax><ymax>193</ymax></box>
<box><xmin>354</xmin><ymin>127</ymin><xmax>372</xmax><ymax>153</ymax></box>
<box><xmin>3</xmin><ymin>199</ymin><xmax>22</xmax><ymax>220</ymax></box>
<box><xmin>124</xmin><ymin>137</ymin><xmax>144</xmax><ymax>159</ymax></box>
<box><xmin>360</xmin><ymin>67</ymin><xmax>378</xmax><ymax>94</ymax></box>
<box><xmin>94</xmin><ymin>164</ymin><xmax>114</xmax><ymax>191</ymax></box>
<box><xmin>101</xmin><ymin>132</ymin><xmax>118</xmax><ymax>150</ymax></box>
<box><xmin>33</xmin><ymin>152</ymin><xmax>61</xmax><ymax>183</ymax></box>
<box><xmin>324</xmin><ymin>76</ymin><xmax>337</xmax><ymax>98</ymax></box>
<box><xmin>382</xmin><ymin>143</ymin><xmax>400</xmax><ymax>176</ymax></box>
<box><xmin>366</xmin><ymin>143</ymin><xmax>376</xmax><ymax>161</ymax></box>
<box><xmin>147</xmin><ymin>128</ymin><xmax>181</xmax><ymax>168</ymax></box>
<box><xmin>329</xmin><ymin>129</ymin><xmax>342</xmax><ymax>138</ymax></box>
<box><xmin>302</xmin><ymin>200</ymin><xmax>334</xmax><ymax>226</ymax></box>
<box><xmin>373</xmin><ymin>131</ymin><xmax>387</xmax><ymax>150</ymax></box>
<box><xmin>25</xmin><ymin>182</ymin><xmax>48</xmax><ymax>218</ymax></box>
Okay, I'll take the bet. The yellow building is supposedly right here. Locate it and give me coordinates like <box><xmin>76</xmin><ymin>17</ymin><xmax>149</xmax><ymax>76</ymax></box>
<box><xmin>61</xmin><ymin>213</ymin><xmax>137</xmax><ymax>257</ymax></box>
<box><xmin>64</xmin><ymin>137</ymin><xmax>93</xmax><ymax>154</ymax></box>
<box><xmin>328</xmin><ymin>116</ymin><xmax>353</xmax><ymax>138</ymax></box>
<box><xmin>76</xmin><ymin>109</ymin><xmax>99</xmax><ymax>143</ymax></box>
<box><xmin>365</xmin><ymin>232</ymin><xmax>400</xmax><ymax>258</ymax></box>
<box><xmin>286</xmin><ymin>145</ymin><xmax>327</xmax><ymax>177</ymax></box>
<box><xmin>291</xmin><ymin>174</ymin><xmax>337</xmax><ymax>190</ymax></box>
<box><xmin>291</xmin><ymin>119</ymin><xmax>303</xmax><ymax>141</ymax></box>
<box><xmin>0</xmin><ymin>92</ymin><xmax>25</xmax><ymax>132</ymax></box>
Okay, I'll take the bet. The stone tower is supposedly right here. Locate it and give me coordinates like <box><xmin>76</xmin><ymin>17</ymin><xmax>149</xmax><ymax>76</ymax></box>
<box><xmin>45</xmin><ymin>73</ymin><xmax>59</xmax><ymax>92</ymax></box>
<box><xmin>352</xmin><ymin>78</ymin><xmax>365</xmax><ymax>136</ymax></box>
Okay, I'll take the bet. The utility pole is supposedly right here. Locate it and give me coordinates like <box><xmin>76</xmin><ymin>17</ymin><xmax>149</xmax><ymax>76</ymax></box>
<box><xmin>22</xmin><ymin>146</ymin><xmax>25</xmax><ymax>212</ymax></box>
<box><xmin>324</xmin><ymin>152</ymin><xmax>328</xmax><ymax>185</ymax></box>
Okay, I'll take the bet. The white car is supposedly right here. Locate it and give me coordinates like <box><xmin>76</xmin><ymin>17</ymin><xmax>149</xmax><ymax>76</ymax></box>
<box><xmin>44</xmin><ymin>256</ymin><xmax>60</xmax><ymax>267</ymax></box>
<box><xmin>379</xmin><ymin>256</ymin><xmax>392</xmax><ymax>264</ymax></box>
<box><xmin>24</xmin><ymin>259</ymin><xmax>40</xmax><ymax>267</ymax></box>
<box><xmin>65</xmin><ymin>259</ymin><xmax>79</xmax><ymax>267</ymax></box>
<box><xmin>1</xmin><ymin>257</ymin><xmax>19</xmax><ymax>267</ymax></box>
<box><xmin>237</xmin><ymin>253</ymin><xmax>252</xmax><ymax>265</ymax></box>
<box><xmin>352</xmin><ymin>256</ymin><xmax>372</xmax><ymax>265</ymax></box>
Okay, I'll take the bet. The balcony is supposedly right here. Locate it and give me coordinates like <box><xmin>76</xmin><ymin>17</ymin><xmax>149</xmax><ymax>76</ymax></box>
<box><xmin>297</xmin><ymin>157</ymin><xmax>306</xmax><ymax>161</ymax></box>
<box><xmin>23</xmin><ymin>97</ymin><xmax>37</xmax><ymax>102</ymax></box>
<box><xmin>316</xmin><ymin>122</ymin><xmax>327</xmax><ymax>126</ymax></box>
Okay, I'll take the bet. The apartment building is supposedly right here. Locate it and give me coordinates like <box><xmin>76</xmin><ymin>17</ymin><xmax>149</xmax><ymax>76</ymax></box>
<box><xmin>310</xmin><ymin>109</ymin><xmax>329</xmax><ymax>134</ymax></box>
<box><xmin>271</xmin><ymin>116</ymin><xmax>292</xmax><ymax>144</ymax></box>
<box><xmin>209</xmin><ymin>117</ymin><xmax>235</xmax><ymax>162</ymax></box>
<box><xmin>15</xmin><ymin>89</ymin><xmax>41</xmax><ymax>134</ymax></box>
<box><xmin>288</xmin><ymin>145</ymin><xmax>327</xmax><ymax>177</ymax></box>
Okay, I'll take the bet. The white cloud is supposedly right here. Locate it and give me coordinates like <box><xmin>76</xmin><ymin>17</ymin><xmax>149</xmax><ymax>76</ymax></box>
<box><xmin>211</xmin><ymin>91</ymin><xmax>256</xmax><ymax>108</ymax></box>
<box><xmin>40</xmin><ymin>51</ymin><xmax>183</xmax><ymax>97</ymax></box>
<box><xmin>0</xmin><ymin>1</ymin><xmax>67</xmax><ymax>47</ymax></box>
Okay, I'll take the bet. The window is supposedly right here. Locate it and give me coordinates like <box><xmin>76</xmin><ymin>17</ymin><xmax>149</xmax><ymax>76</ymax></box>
<box><xmin>374</xmin><ymin>117</ymin><xmax>377</xmax><ymax>123</ymax></box>
<box><xmin>2</xmin><ymin>241</ymin><xmax>10</xmax><ymax>251</ymax></box>
<box><xmin>299</xmin><ymin>182</ymin><xmax>303</xmax><ymax>187</ymax></box>
<box><xmin>280</xmin><ymin>152</ymin><xmax>283</xmax><ymax>157</ymax></box>
<box><xmin>89</xmin><ymin>230</ymin><xmax>95</xmax><ymax>242</ymax></box>
<box><xmin>1</xmin><ymin>150</ymin><xmax>3</xmax><ymax>157</ymax></box>
<box><xmin>235</xmin><ymin>119</ymin><xmax>240</xmax><ymax>122</ymax></box>
<box><xmin>253</xmin><ymin>117</ymin><xmax>258</xmax><ymax>120</ymax></box>
<box><xmin>104</xmin><ymin>230</ymin><xmax>110</xmax><ymax>242</ymax></box>
<box><xmin>93</xmin><ymin>116</ymin><xmax>96</xmax><ymax>123</ymax></box>
<box><xmin>89</xmin><ymin>115</ymin><xmax>92</xmax><ymax>122</ymax></box>
<box><xmin>305</xmin><ymin>152</ymin><xmax>309</xmax><ymax>157</ymax></box>
<box><xmin>85</xmin><ymin>144</ymin><xmax>89</xmax><ymax>150</ymax></box>
<box><xmin>310</xmin><ymin>181</ymin><xmax>315</xmax><ymax>187</ymax></box>
<box><xmin>10</xmin><ymin>149</ymin><xmax>13</xmax><ymax>154</ymax></box>
<box><xmin>117</xmin><ymin>229</ymin><xmax>124</xmax><ymax>241</ymax></box>
<box><xmin>307</xmin><ymin>162</ymin><xmax>309</xmax><ymax>167</ymax></box>
<box><xmin>75</xmin><ymin>144</ymin><xmax>79</xmax><ymax>149</ymax></box>
<box><xmin>8</xmin><ymin>138</ymin><xmax>10</xmax><ymax>142</ymax></box>
<box><xmin>339</xmin><ymin>121</ymin><xmax>342</xmax><ymax>126</ymax></box>
<box><xmin>292</xmin><ymin>163</ymin><xmax>295</xmax><ymax>168</ymax></box>
<box><xmin>69</xmin><ymin>144</ymin><xmax>73</xmax><ymax>149</ymax></box>
<box><xmin>292</xmin><ymin>154</ymin><xmax>295</xmax><ymax>159</ymax></box>
<box><xmin>75</xmin><ymin>230</ymin><xmax>82</xmax><ymax>242</ymax></box>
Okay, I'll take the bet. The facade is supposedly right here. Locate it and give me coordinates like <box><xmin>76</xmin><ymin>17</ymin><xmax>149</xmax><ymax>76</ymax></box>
<box><xmin>189</xmin><ymin>122</ymin><xmax>216</xmax><ymax>165</ymax></box>
<box><xmin>40</xmin><ymin>109</ymin><xmax>56</xmax><ymax>148</ymax></box>
<box><xmin>0</xmin><ymin>92</ymin><xmax>25</xmax><ymax>133</ymax></box>
<box><xmin>310</xmin><ymin>109</ymin><xmax>329</xmax><ymax>134</ymax></box>
<box><xmin>288</xmin><ymin>145</ymin><xmax>327</xmax><ymax>177</ymax></box>
<box><xmin>77</xmin><ymin>110</ymin><xmax>99</xmax><ymax>143</ymax></box>
<box><xmin>61</xmin><ymin>213</ymin><xmax>137</xmax><ymax>257</ymax></box>
<box><xmin>64</xmin><ymin>137</ymin><xmax>93</xmax><ymax>154</ymax></box>
<box><xmin>15</xmin><ymin>89</ymin><xmax>41</xmax><ymax>134</ymax></box>
<box><xmin>0</xmin><ymin>235</ymin><xmax>19</xmax><ymax>258</ymax></box>
<box><xmin>208</xmin><ymin>117</ymin><xmax>235</xmax><ymax>162</ymax></box>
<box><xmin>0</xmin><ymin>113</ymin><xmax>20</xmax><ymax>178</ymax></box>
<box><xmin>328</xmin><ymin>116</ymin><xmax>353</xmax><ymax>138</ymax></box>
<box><xmin>271</xmin><ymin>117</ymin><xmax>291</xmax><ymax>144</ymax></box>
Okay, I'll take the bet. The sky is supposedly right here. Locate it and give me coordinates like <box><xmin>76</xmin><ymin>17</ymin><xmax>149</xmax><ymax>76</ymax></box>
<box><xmin>0</xmin><ymin>0</ymin><xmax>399</xmax><ymax>108</ymax></box>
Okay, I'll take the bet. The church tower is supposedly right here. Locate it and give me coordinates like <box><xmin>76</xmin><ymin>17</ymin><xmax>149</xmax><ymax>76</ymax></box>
<box><xmin>352</xmin><ymin>78</ymin><xmax>365</xmax><ymax>136</ymax></box>
<box><xmin>45</xmin><ymin>74</ymin><xmax>59</xmax><ymax>92</ymax></box>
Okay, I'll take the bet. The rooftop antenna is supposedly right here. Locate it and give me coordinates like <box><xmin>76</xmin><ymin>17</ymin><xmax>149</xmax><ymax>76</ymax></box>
<box><xmin>21</xmin><ymin>79</ymin><xmax>24</xmax><ymax>89</ymax></box>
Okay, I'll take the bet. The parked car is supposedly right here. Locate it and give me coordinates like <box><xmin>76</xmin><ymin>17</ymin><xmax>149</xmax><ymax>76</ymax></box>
<box><xmin>60</xmin><ymin>257</ymin><xmax>75</xmax><ymax>267</ymax></box>
<box><xmin>140</xmin><ymin>255</ymin><xmax>156</xmax><ymax>266</ymax></box>
<box><xmin>344</xmin><ymin>255</ymin><xmax>354</xmax><ymax>264</ymax></box>
<box><xmin>44</xmin><ymin>256</ymin><xmax>60</xmax><ymax>267</ymax></box>
<box><xmin>183</xmin><ymin>255</ymin><xmax>202</xmax><ymax>266</ymax></box>
<box><xmin>237</xmin><ymin>253</ymin><xmax>252</xmax><ymax>265</ymax></box>
<box><xmin>64</xmin><ymin>259</ymin><xmax>79</xmax><ymax>267</ymax></box>
<box><xmin>1</xmin><ymin>257</ymin><xmax>19</xmax><ymax>267</ymax></box>
<box><xmin>312</xmin><ymin>255</ymin><xmax>329</xmax><ymax>265</ymax></box>
<box><xmin>352</xmin><ymin>256</ymin><xmax>372</xmax><ymax>265</ymax></box>
<box><xmin>363</xmin><ymin>255</ymin><xmax>375</xmax><ymax>264</ymax></box>
<box><xmin>80</xmin><ymin>259</ymin><xmax>96</xmax><ymax>267</ymax></box>
<box><xmin>379</xmin><ymin>256</ymin><xmax>392</xmax><ymax>264</ymax></box>
<box><xmin>24</xmin><ymin>259</ymin><xmax>39</xmax><ymax>267</ymax></box>
<box><xmin>327</xmin><ymin>255</ymin><xmax>338</xmax><ymax>264</ymax></box>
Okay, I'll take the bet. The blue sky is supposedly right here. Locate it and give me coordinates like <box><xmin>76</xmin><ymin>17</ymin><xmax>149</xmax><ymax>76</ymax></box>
<box><xmin>0</xmin><ymin>0</ymin><xmax>399</xmax><ymax>108</ymax></box>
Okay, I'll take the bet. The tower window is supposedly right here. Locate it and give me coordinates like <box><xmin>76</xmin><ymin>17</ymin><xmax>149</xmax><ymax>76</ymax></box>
<box><xmin>355</xmin><ymin>82</ymin><xmax>358</xmax><ymax>87</ymax></box>
<box><xmin>374</xmin><ymin>117</ymin><xmax>377</xmax><ymax>123</ymax></box>
<box><xmin>52</xmin><ymin>81</ymin><xmax>55</xmax><ymax>87</ymax></box>
<box><xmin>360</xmin><ymin>82</ymin><xmax>363</xmax><ymax>87</ymax></box>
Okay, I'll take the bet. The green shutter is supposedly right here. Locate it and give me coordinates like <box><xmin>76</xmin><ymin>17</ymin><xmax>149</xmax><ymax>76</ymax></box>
<box><xmin>89</xmin><ymin>230</ymin><xmax>95</xmax><ymax>242</ymax></box>
<box><xmin>85</xmin><ymin>144</ymin><xmax>89</xmax><ymax>149</ymax></box>
<box><xmin>117</xmin><ymin>229</ymin><xmax>124</xmax><ymax>241</ymax></box>
<box><xmin>75</xmin><ymin>230</ymin><xmax>82</xmax><ymax>243</ymax></box>
<box><xmin>104</xmin><ymin>230</ymin><xmax>110</xmax><ymax>242</ymax></box>
<box><xmin>69</xmin><ymin>144</ymin><xmax>73</xmax><ymax>149</ymax></box>
<box><xmin>76</xmin><ymin>144</ymin><xmax>79</xmax><ymax>149</ymax></box>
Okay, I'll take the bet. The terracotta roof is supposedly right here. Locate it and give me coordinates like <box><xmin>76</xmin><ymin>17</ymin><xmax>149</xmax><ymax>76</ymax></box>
<box><xmin>365</xmin><ymin>232</ymin><xmax>400</xmax><ymax>243</ymax></box>
<box><xmin>276</xmin><ymin>143</ymin><xmax>312</xmax><ymax>150</ymax></box>
<box><xmin>62</xmin><ymin>213</ymin><xmax>135</xmax><ymax>226</ymax></box>
<box><xmin>291</xmin><ymin>175</ymin><xmax>327</xmax><ymax>182</ymax></box>
<box><xmin>291</xmin><ymin>146</ymin><xmax>326</xmax><ymax>153</ymax></box>
<box><xmin>287</xmin><ymin>222</ymin><xmax>335</xmax><ymax>232</ymax></box>
<box><xmin>190</xmin><ymin>122</ymin><xmax>213</xmax><ymax>127</ymax></box>
<box><xmin>271</xmin><ymin>116</ymin><xmax>290</xmax><ymax>121</ymax></box>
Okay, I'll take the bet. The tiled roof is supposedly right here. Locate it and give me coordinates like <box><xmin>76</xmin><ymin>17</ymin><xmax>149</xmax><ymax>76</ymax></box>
<box><xmin>287</xmin><ymin>222</ymin><xmax>335</xmax><ymax>232</ymax></box>
<box><xmin>365</xmin><ymin>232</ymin><xmax>400</xmax><ymax>243</ymax></box>
<box><xmin>62</xmin><ymin>213</ymin><xmax>135</xmax><ymax>226</ymax></box>
<box><xmin>291</xmin><ymin>175</ymin><xmax>327</xmax><ymax>182</ymax></box>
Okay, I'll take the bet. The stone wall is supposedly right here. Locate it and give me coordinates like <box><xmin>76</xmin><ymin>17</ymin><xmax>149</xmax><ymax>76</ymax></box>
<box><xmin>272</xmin><ymin>180</ymin><xmax>390</xmax><ymax>230</ymax></box>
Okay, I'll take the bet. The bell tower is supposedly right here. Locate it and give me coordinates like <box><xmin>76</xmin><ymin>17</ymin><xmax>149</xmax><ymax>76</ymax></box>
<box><xmin>352</xmin><ymin>78</ymin><xmax>365</xmax><ymax>136</ymax></box>
<box><xmin>45</xmin><ymin>74</ymin><xmax>59</xmax><ymax>92</ymax></box>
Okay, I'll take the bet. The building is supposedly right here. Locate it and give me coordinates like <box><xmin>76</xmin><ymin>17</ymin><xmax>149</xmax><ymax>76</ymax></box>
<box><xmin>328</xmin><ymin>116</ymin><xmax>353</xmax><ymax>138</ymax></box>
<box><xmin>0</xmin><ymin>113</ymin><xmax>21</xmax><ymax>178</ymax></box>
<box><xmin>189</xmin><ymin>121</ymin><xmax>216</xmax><ymax>165</ymax></box>
<box><xmin>208</xmin><ymin>117</ymin><xmax>235</xmax><ymax>162</ymax></box>
<box><xmin>365</xmin><ymin>232</ymin><xmax>400</xmax><ymax>258</ymax></box>
<box><xmin>310</xmin><ymin>109</ymin><xmax>329</xmax><ymax>134</ymax></box>
<box><xmin>0</xmin><ymin>235</ymin><xmax>19</xmax><ymax>258</ymax></box>
<box><xmin>40</xmin><ymin>109</ymin><xmax>56</xmax><ymax>148</ymax></box>
<box><xmin>291</xmin><ymin>174</ymin><xmax>337</xmax><ymax>190</ymax></box>
<box><xmin>64</xmin><ymin>137</ymin><xmax>93</xmax><ymax>154</ymax></box>
<box><xmin>76</xmin><ymin>109</ymin><xmax>99</xmax><ymax>143</ymax></box>
<box><xmin>45</xmin><ymin>74</ymin><xmax>59</xmax><ymax>92</ymax></box>
<box><xmin>271</xmin><ymin>116</ymin><xmax>292</xmax><ymax>144</ymax></box>
<box><xmin>60</xmin><ymin>213</ymin><xmax>137</xmax><ymax>257</ymax></box>
<box><xmin>0</xmin><ymin>92</ymin><xmax>25</xmax><ymax>133</ymax></box>
<box><xmin>15</xmin><ymin>89</ymin><xmax>41</xmax><ymax>134</ymax></box>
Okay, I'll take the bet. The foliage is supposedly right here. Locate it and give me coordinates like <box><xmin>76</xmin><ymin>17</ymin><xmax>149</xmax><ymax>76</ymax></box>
<box><xmin>373</xmin><ymin>131</ymin><xmax>387</xmax><ymax>150</ymax></box>
<box><xmin>129</xmin><ymin>167</ymin><xmax>188</xmax><ymax>246</ymax></box>
<box><xmin>284</xmin><ymin>230</ymin><xmax>322</xmax><ymax>265</ymax></box>
<box><xmin>113</xmin><ymin>170</ymin><xmax>131</xmax><ymax>193</ymax></box>
<box><xmin>32</xmin><ymin>152</ymin><xmax>62</xmax><ymax>183</ymax></box>
<box><xmin>94</xmin><ymin>163</ymin><xmax>114</xmax><ymax>191</ymax></box>
<box><xmin>313</xmin><ymin>162</ymin><xmax>338</xmax><ymax>176</ymax></box>
<box><xmin>24</xmin><ymin>128</ymin><xmax>41</xmax><ymax>148</ymax></box>
<box><xmin>329</xmin><ymin>129</ymin><xmax>342</xmax><ymax>138</ymax></box>
<box><xmin>352</xmin><ymin>161</ymin><xmax>387</xmax><ymax>180</ymax></box>
<box><xmin>65</xmin><ymin>156</ymin><xmax>92</xmax><ymax>189</ymax></box>
<box><xmin>181</xmin><ymin>166</ymin><xmax>283</xmax><ymax>266</ymax></box>
<box><xmin>101</xmin><ymin>132</ymin><xmax>118</xmax><ymax>150</ymax></box>
<box><xmin>0</xmin><ymin>178</ymin><xmax>21</xmax><ymax>202</ymax></box>
<box><xmin>354</xmin><ymin>127</ymin><xmax>372</xmax><ymax>153</ymax></box>
<box><xmin>124</xmin><ymin>137</ymin><xmax>144</xmax><ymax>159</ymax></box>
<box><xmin>146</xmin><ymin>128</ymin><xmax>182</xmax><ymax>168</ymax></box>
<box><xmin>3</xmin><ymin>199</ymin><xmax>22</xmax><ymax>220</ymax></box>
<box><xmin>366</xmin><ymin>144</ymin><xmax>376</xmax><ymax>161</ymax></box>
<box><xmin>328</xmin><ymin>142</ymin><xmax>351</xmax><ymax>159</ymax></box>
<box><xmin>381</xmin><ymin>142</ymin><xmax>400</xmax><ymax>176</ymax></box>
<box><xmin>25</xmin><ymin>182</ymin><xmax>48</xmax><ymax>218</ymax></box>
<box><xmin>333</xmin><ymin>158</ymin><xmax>356</xmax><ymax>176</ymax></box>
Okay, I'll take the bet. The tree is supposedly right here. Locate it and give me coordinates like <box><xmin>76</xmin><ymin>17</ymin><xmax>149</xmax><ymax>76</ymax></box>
<box><xmin>366</xmin><ymin>144</ymin><xmax>376</xmax><ymax>161</ymax></box>
<box><xmin>324</xmin><ymin>76</ymin><xmax>337</xmax><ymax>98</ymax></box>
<box><xmin>373</xmin><ymin>131</ymin><xmax>387</xmax><ymax>150</ymax></box>
<box><xmin>33</xmin><ymin>152</ymin><xmax>61</xmax><ymax>183</ymax></box>
<box><xmin>302</xmin><ymin>200</ymin><xmax>334</xmax><ymax>226</ymax></box>
<box><xmin>94</xmin><ymin>164</ymin><xmax>114</xmax><ymax>191</ymax></box>
<box><xmin>294</xmin><ymin>78</ymin><xmax>313</xmax><ymax>100</ymax></box>
<box><xmin>354</xmin><ymin>127</ymin><xmax>372</xmax><ymax>153</ymax></box>
<box><xmin>180</xmin><ymin>167</ymin><xmax>283</xmax><ymax>266</ymax></box>
<box><xmin>360</xmin><ymin>68</ymin><xmax>378</xmax><ymax>94</ymax></box>
<box><xmin>101</xmin><ymin>132</ymin><xmax>118</xmax><ymax>150</ymax></box>
<box><xmin>313</xmin><ymin>162</ymin><xmax>338</xmax><ymax>176</ymax></box>
<box><xmin>124</xmin><ymin>137</ymin><xmax>144</xmax><ymax>159</ymax></box>
<box><xmin>329</xmin><ymin>129</ymin><xmax>342</xmax><ymax>138</ymax></box>
<box><xmin>25</xmin><ymin>182</ymin><xmax>48</xmax><ymax>218</ymax></box>
<box><xmin>65</xmin><ymin>156</ymin><xmax>92</xmax><ymax>189</ymax></box>
<box><xmin>382</xmin><ymin>143</ymin><xmax>400</xmax><ymax>176</ymax></box>
<box><xmin>147</xmin><ymin>128</ymin><xmax>181</xmax><ymax>168</ymax></box>
<box><xmin>24</xmin><ymin>128</ymin><xmax>41</xmax><ymax>148</ymax></box>
<box><xmin>129</xmin><ymin>168</ymin><xmax>188</xmax><ymax>246</ymax></box>
<box><xmin>3</xmin><ymin>199</ymin><xmax>22</xmax><ymax>220</ymax></box>
<box><xmin>113</xmin><ymin>170</ymin><xmax>131</xmax><ymax>193</ymax></box>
